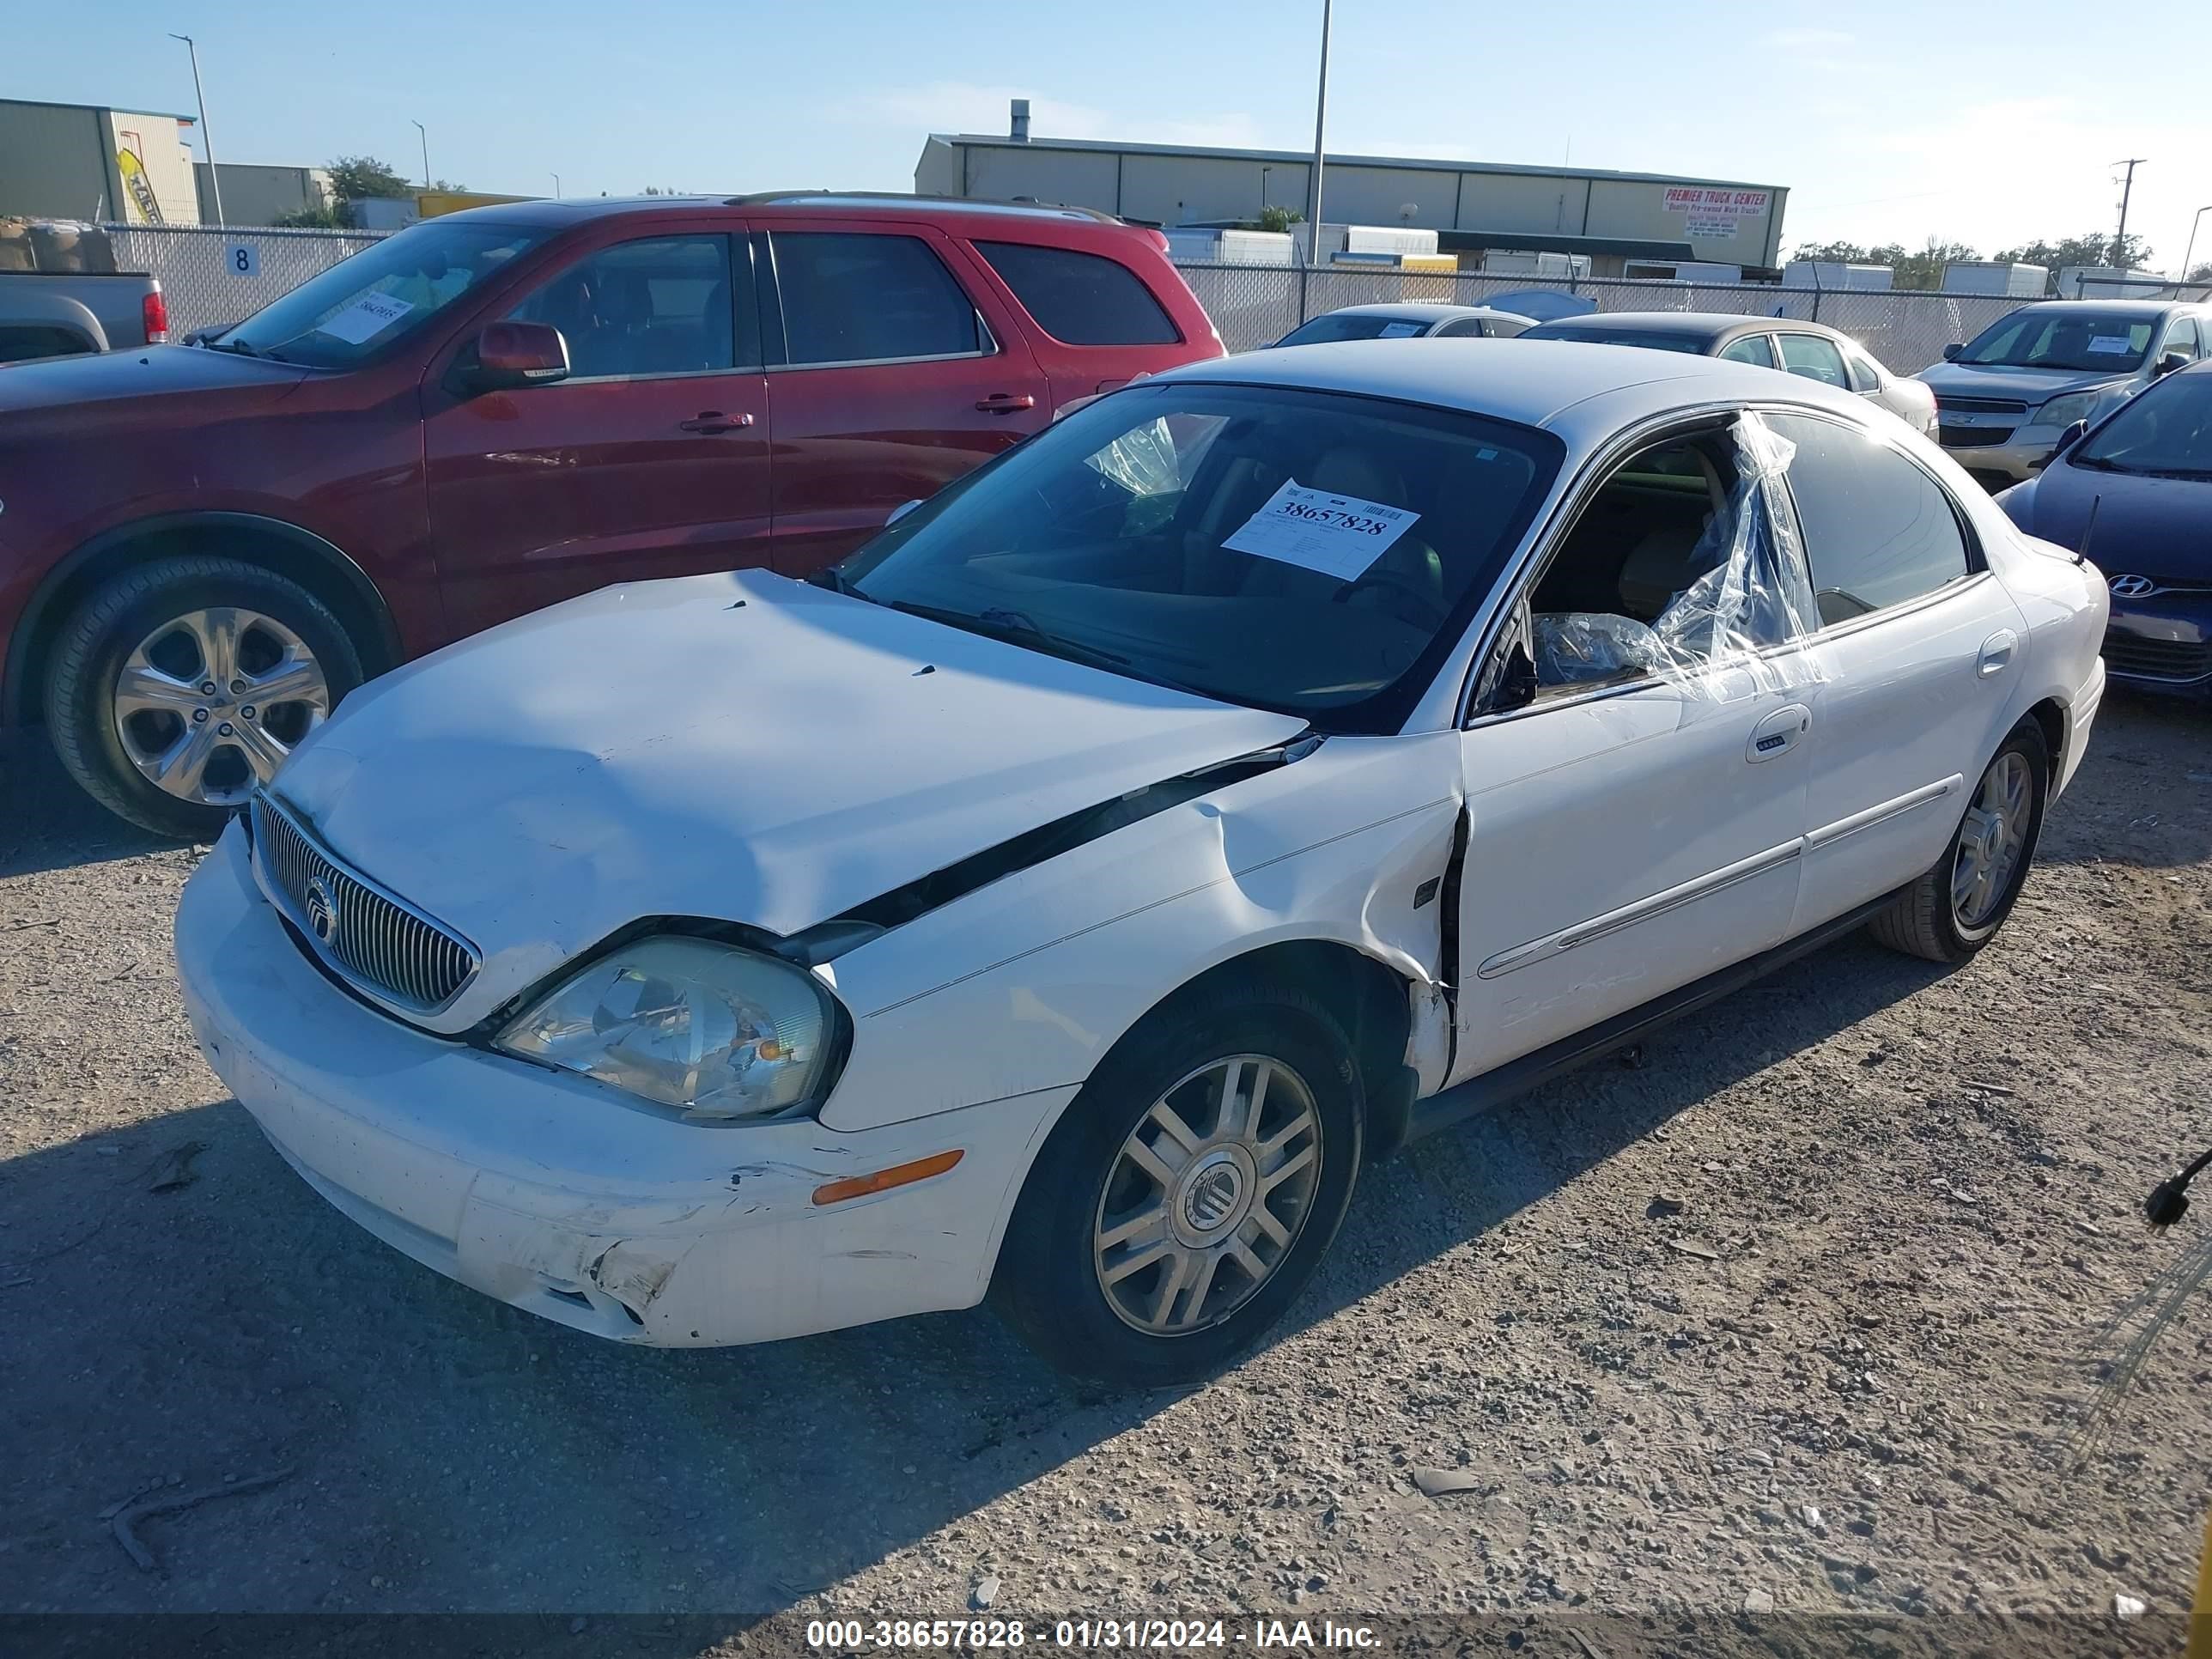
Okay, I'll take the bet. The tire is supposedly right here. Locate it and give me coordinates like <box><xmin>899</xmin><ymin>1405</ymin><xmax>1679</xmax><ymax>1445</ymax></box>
<box><xmin>1869</xmin><ymin>717</ymin><xmax>2050</xmax><ymax>964</ymax></box>
<box><xmin>990</xmin><ymin>980</ymin><xmax>1364</xmax><ymax>1387</ymax></box>
<box><xmin>44</xmin><ymin>556</ymin><xmax>364</xmax><ymax>841</ymax></box>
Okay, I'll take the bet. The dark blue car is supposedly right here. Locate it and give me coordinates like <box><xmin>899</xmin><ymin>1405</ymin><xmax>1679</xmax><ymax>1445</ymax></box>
<box><xmin>1997</xmin><ymin>360</ymin><xmax>2212</xmax><ymax>699</ymax></box>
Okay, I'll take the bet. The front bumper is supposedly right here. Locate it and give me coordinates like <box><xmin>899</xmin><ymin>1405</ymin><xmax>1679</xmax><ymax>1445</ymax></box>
<box><xmin>2103</xmin><ymin>592</ymin><xmax>2212</xmax><ymax>699</ymax></box>
<box><xmin>1934</xmin><ymin>428</ymin><xmax>2063</xmax><ymax>489</ymax></box>
<box><xmin>173</xmin><ymin>824</ymin><xmax>1070</xmax><ymax>1347</ymax></box>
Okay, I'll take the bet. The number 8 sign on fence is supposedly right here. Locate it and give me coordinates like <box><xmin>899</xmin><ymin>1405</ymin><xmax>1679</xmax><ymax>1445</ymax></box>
<box><xmin>227</xmin><ymin>244</ymin><xmax>259</xmax><ymax>278</ymax></box>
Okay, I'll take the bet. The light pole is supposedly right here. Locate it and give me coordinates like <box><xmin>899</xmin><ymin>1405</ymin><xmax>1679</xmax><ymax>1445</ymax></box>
<box><xmin>2182</xmin><ymin>204</ymin><xmax>2211</xmax><ymax>292</ymax></box>
<box><xmin>2112</xmin><ymin>157</ymin><xmax>2147</xmax><ymax>267</ymax></box>
<box><xmin>550</xmin><ymin>172</ymin><xmax>562</xmax><ymax>198</ymax></box>
<box><xmin>1304</xmin><ymin>0</ymin><xmax>1333</xmax><ymax>269</ymax></box>
<box><xmin>168</xmin><ymin>33</ymin><xmax>222</xmax><ymax>225</ymax></box>
<box><xmin>411</xmin><ymin>120</ymin><xmax>429</xmax><ymax>189</ymax></box>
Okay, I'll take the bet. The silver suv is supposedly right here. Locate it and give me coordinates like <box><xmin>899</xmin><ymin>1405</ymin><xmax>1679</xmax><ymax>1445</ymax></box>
<box><xmin>1916</xmin><ymin>300</ymin><xmax>2209</xmax><ymax>490</ymax></box>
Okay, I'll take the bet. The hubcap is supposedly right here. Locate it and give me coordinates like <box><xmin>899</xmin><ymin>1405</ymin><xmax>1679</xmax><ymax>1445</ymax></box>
<box><xmin>1952</xmin><ymin>751</ymin><xmax>2032</xmax><ymax>930</ymax></box>
<box><xmin>1092</xmin><ymin>1054</ymin><xmax>1324</xmax><ymax>1336</ymax></box>
<box><xmin>111</xmin><ymin>607</ymin><xmax>331</xmax><ymax>807</ymax></box>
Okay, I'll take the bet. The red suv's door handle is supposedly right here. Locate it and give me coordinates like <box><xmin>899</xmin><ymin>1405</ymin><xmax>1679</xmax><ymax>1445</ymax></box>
<box><xmin>974</xmin><ymin>392</ymin><xmax>1036</xmax><ymax>414</ymax></box>
<box><xmin>679</xmin><ymin>411</ymin><xmax>754</xmax><ymax>433</ymax></box>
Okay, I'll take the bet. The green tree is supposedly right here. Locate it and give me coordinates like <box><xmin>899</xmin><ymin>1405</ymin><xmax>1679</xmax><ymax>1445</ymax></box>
<box><xmin>2190</xmin><ymin>263</ymin><xmax>2212</xmax><ymax>285</ymax></box>
<box><xmin>1892</xmin><ymin>239</ymin><xmax>1980</xmax><ymax>289</ymax></box>
<box><xmin>326</xmin><ymin>155</ymin><xmax>416</xmax><ymax>200</ymax></box>
<box><xmin>1990</xmin><ymin>231</ymin><xmax>2154</xmax><ymax>270</ymax></box>
<box><xmin>270</xmin><ymin>204</ymin><xmax>349</xmax><ymax>229</ymax></box>
<box><xmin>1255</xmin><ymin>204</ymin><xmax>1305</xmax><ymax>235</ymax></box>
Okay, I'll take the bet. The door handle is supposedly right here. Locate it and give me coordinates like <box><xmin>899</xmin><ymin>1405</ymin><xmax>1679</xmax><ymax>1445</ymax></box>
<box><xmin>678</xmin><ymin>411</ymin><xmax>754</xmax><ymax>433</ymax></box>
<box><xmin>974</xmin><ymin>392</ymin><xmax>1037</xmax><ymax>414</ymax></box>
<box><xmin>1746</xmin><ymin>702</ymin><xmax>1812</xmax><ymax>763</ymax></box>
<box><xmin>1978</xmin><ymin>629</ymin><xmax>2018</xmax><ymax>677</ymax></box>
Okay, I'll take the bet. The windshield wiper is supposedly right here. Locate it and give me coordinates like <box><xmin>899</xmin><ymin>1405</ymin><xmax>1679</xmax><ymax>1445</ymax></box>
<box><xmin>806</xmin><ymin>566</ymin><xmax>864</xmax><ymax>596</ymax></box>
<box><xmin>204</xmin><ymin>336</ymin><xmax>258</xmax><ymax>357</ymax></box>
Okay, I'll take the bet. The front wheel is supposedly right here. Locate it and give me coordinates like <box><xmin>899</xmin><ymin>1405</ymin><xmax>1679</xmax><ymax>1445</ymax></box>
<box><xmin>44</xmin><ymin>556</ymin><xmax>363</xmax><ymax>841</ymax></box>
<box><xmin>990</xmin><ymin>982</ymin><xmax>1363</xmax><ymax>1386</ymax></box>
<box><xmin>1869</xmin><ymin>718</ymin><xmax>2049</xmax><ymax>963</ymax></box>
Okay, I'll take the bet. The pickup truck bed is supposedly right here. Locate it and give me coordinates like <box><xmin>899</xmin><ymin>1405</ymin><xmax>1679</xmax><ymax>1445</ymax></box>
<box><xmin>0</xmin><ymin>270</ymin><xmax>166</xmax><ymax>364</ymax></box>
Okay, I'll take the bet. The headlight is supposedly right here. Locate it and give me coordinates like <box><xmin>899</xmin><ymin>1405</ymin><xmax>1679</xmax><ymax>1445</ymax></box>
<box><xmin>2037</xmin><ymin>389</ymin><xmax>2117</xmax><ymax>428</ymax></box>
<box><xmin>495</xmin><ymin>936</ymin><xmax>831</xmax><ymax>1120</ymax></box>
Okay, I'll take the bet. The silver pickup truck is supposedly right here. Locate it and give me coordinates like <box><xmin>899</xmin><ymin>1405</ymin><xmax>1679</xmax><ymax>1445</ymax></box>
<box><xmin>0</xmin><ymin>220</ymin><xmax>166</xmax><ymax>365</ymax></box>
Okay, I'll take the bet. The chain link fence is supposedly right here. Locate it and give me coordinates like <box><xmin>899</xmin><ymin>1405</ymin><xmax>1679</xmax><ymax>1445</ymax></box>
<box><xmin>103</xmin><ymin>223</ymin><xmax>384</xmax><ymax>337</ymax></box>
<box><xmin>1177</xmin><ymin>262</ymin><xmax>2039</xmax><ymax>374</ymax></box>
<box><xmin>99</xmin><ymin>221</ymin><xmax>2113</xmax><ymax>377</ymax></box>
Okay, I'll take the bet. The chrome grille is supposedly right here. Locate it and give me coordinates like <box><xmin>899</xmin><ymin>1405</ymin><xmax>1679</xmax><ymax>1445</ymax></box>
<box><xmin>249</xmin><ymin>793</ymin><xmax>479</xmax><ymax>1015</ymax></box>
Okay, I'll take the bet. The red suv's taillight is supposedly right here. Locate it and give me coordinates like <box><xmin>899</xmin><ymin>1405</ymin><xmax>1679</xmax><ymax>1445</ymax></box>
<box><xmin>143</xmin><ymin>289</ymin><xmax>169</xmax><ymax>344</ymax></box>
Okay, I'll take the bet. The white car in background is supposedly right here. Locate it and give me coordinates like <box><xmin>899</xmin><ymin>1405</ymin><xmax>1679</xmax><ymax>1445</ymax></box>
<box><xmin>175</xmin><ymin>341</ymin><xmax>2106</xmax><ymax>1385</ymax></box>
<box><xmin>1272</xmin><ymin>301</ymin><xmax>1534</xmax><ymax>346</ymax></box>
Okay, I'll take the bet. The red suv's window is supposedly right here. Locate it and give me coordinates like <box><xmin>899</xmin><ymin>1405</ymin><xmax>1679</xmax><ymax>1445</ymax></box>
<box><xmin>974</xmin><ymin>240</ymin><xmax>1181</xmax><ymax>347</ymax></box>
<box><xmin>770</xmin><ymin>233</ymin><xmax>984</xmax><ymax>365</ymax></box>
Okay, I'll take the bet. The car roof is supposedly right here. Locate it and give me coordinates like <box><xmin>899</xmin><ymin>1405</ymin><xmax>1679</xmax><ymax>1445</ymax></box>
<box><xmin>2002</xmin><ymin>299</ymin><xmax>2201</xmax><ymax>316</ymax></box>
<box><xmin>1527</xmin><ymin>310</ymin><xmax>1799</xmax><ymax>343</ymax></box>
<box><xmin>1318</xmin><ymin>302</ymin><xmax>1521</xmax><ymax>322</ymax></box>
<box><xmin>1155</xmin><ymin>337</ymin><xmax>1871</xmax><ymax>436</ymax></box>
<box><xmin>436</xmin><ymin>192</ymin><xmax>1135</xmax><ymax>234</ymax></box>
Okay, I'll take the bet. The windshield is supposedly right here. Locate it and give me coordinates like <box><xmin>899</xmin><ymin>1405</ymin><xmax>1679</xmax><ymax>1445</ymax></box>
<box><xmin>2072</xmin><ymin>371</ymin><xmax>2212</xmax><ymax>477</ymax></box>
<box><xmin>1957</xmin><ymin>310</ymin><xmax>2154</xmax><ymax>373</ymax></box>
<box><xmin>1522</xmin><ymin>325</ymin><xmax>1710</xmax><ymax>354</ymax></box>
<box><xmin>836</xmin><ymin>382</ymin><xmax>1562</xmax><ymax>731</ymax></box>
<box><xmin>1274</xmin><ymin>313</ymin><xmax>1435</xmax><ymax>346</ymax></box>
<box><xmin>215</xmin><ymin>219</ymin><xmax>550</xmax><ymax>368</ymax></box>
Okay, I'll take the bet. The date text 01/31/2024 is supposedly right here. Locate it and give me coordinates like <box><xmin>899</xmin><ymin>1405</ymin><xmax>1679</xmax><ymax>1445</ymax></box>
<box><xmin>804</xmin><ymin>1620</ymin><xmax>1382</xmax><ymax>1650</ymax></box>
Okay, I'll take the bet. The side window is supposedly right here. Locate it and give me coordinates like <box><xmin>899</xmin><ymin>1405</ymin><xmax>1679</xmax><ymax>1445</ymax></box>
<box><xmin>1766</xmin><ymin>414</ymin><xmax>1971</xmax><ymax>625</ymax></box>
<box><xmin>1718</xmin><ymin>334</ymin><xmax>1777</xmax><ymax>369</ymax></box>
<box><xmin>972</xmin><ymin>240</ymin><xmax>1180</xmax><ymax>346</ymax></box>
<box><xmin>2160</xmin><ymin>317</ymin><xmax>2201</xmax><ymax>360</ymax></box>
<box><xmin>1504</xmin><ymin>422</ymin><xmax>1807</xmax><ymax>698</ymax></box>
<box><xmin>1434</xmin><ymin>318</ymin><xmax>1485</xmax><ymax>338</ymax></box>
<box><xmin>1777</xmin><ymin>333</ymin><xmax>1850</xmax><ymax>388</ymax></box>
<box><xmin>508</xmin><ymin>234</ymin><xmax>742</xmax><ymax>380</ymax></box>
<box><xmin>1846</xmin><ymin>352</ymin><xmax>1884</xmax><ymax>393</ymax></box>
<box><xmin>772</xmin><ymin>232</ymin><xmax>984</xmax><ymax>366</ymax></box>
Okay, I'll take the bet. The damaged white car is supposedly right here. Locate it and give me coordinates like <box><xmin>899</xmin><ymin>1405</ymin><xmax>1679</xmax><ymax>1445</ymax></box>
<box><xmin>174</xmin><ymin>342</ymin><xmax>2108</xmax><ymax>1384</ymax></box>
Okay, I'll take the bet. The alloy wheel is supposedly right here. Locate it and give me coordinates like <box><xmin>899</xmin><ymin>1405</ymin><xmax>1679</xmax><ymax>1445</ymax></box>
<box><xmin>1952</xmin><ymin>750</ymin><xmax>2032</xmax><ymax>930</ymax></box>
<box><xmin>111</xmin><ymin>607</ymin><xmax>331</xmax><ymax>805</ymax></box>
<box><xmin>1092</xmin><ymin>1054</ymin><xmax>1325</xmax><ymax>1335</ymax></box>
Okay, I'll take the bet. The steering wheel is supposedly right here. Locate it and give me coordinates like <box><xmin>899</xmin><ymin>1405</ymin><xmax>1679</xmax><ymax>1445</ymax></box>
<box><xmin>1335</xmin><ymin>559</ymin><xmax>1450</xmax><ymax>630</ymax></box>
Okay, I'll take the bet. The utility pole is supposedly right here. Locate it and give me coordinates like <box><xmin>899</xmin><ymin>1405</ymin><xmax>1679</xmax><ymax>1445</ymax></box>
<box><xmin>412</xmin><ymin>120</ymin><xmax>430</xmax><ymax>190</ymax></box>
<box><xmin>1302</xmin><ymin>0</ymin><xmax>1333</xmax><ymax>312</ymax></box>
<box><xmin>168</xmin><ymin>33</ymin><xmax>222</xmax><ymax>226</ymax></box>
<box><xmin>2112</xmin><ymin>158</ymin><xmax>2147</xmax><ymax>267</ymax></box>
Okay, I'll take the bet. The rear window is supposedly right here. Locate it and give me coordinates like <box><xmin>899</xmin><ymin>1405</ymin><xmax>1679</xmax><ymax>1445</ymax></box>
<box><xmin>1522</xmin><ymin>325</ymin><xmax>1710</xmax><ymax>355</ymax></box>
<box><xmin>974</xmin><ymin>240</ymin><xmax>1180</xmax><ymax>346</ymax></box>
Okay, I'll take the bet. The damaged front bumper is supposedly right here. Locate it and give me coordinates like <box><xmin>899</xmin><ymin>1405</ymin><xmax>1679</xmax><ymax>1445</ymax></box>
<box><xmin>173</xmin><ymin>824</ymin><xmax>1071</xmax><ymax>1346</ymax></box>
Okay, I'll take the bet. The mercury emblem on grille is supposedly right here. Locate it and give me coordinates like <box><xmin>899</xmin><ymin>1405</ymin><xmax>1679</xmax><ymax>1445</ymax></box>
<box><xmin>303</xmin><ymin>876</ymin><xmax>339</xmax><ymax>947</ymax></box>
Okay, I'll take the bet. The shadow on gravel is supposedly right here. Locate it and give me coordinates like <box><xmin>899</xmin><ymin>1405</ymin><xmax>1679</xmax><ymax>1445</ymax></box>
<box><xmin>0</xmin><ymin>925</ymin><xmax>1949</xmax><ymax>1619</ymax></box>
<box><xmin>0</xmin><ymin>739</ymin><xmax>181</xmax><ymax>878</ymax></box>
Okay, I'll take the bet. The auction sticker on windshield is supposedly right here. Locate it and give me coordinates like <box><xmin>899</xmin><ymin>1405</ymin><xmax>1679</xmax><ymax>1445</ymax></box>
<box><xmin>1378</xmin><ymin>321</ymin><xmax>1425</xmax><ymax>338</ymax></box>
<box><xmin>2088</xmin><ymin>335</ymin><xmax>2134</xmax><ymax>355</ymax></box>
<box><xmin>1224</xmin><ymin>481</ymin><xmax>1420</xmax><ymax>582</ymax></box>
<box><xmin>316</xmin><ymin>291</ymin><xmax>416</xmax><ymax>346</ymax></box>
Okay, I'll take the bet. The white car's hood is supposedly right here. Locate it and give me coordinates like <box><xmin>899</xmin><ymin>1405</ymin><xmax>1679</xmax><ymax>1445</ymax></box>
<box><xmin>276</xmin><ymin>569</ymin><xmax>1304</xmax><ymax>1028</ymax></box>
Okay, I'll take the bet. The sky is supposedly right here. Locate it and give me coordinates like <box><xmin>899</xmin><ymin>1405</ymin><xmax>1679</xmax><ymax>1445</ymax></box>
<box><xmin>13</xmin><ymin>0</ymin><xmax>2211</xmax><ymax>271</ymax></box>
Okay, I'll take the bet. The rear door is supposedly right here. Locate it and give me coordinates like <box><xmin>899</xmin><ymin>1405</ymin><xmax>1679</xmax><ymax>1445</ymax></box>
<box><xmin>422</xmin><ymin>220</ymin><xmax>771</xmax><ymax>637</ymax></box>
<box><xmin>757</xmin><ymin>221</ymin><xmax>1050</xmax><ymax>576</ymax></box>
<box><xmin>1769</xmin><ymin>411</ymin><xmax>2030</xmax><ymax>931</ymax></box>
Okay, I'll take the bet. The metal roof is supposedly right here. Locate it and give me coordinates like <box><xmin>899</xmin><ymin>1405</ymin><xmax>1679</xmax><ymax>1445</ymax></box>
<box><xmin>926</xmin><ymin>131</ymin><xmax>1784</xmax><ymax>195</ymax></box>
<box><xmin>0</xmin><ymin>94</ymin><xmax>197</xmax><ymax>124</ymax></box>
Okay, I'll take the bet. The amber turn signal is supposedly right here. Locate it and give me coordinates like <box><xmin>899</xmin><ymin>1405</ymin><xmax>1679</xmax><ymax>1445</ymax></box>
<box><xmin>811</xmin><ymin>1149</ymin><xmax>964</xmax><ymax>1206</ymax></box>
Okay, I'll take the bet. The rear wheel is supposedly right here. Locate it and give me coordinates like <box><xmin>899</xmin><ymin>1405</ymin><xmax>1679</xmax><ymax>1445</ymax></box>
<box><xmin>45</xmin><ymin>556</ymin><xmax>362</xmax><ymax>840</ymax></box>
<box><xmin>1869</xmin><ymin>719</ymin><xmax>2049</xmax><ymax>963</ymax></box>
<box><xmin>991</xmin><ymin>982</ymin><xmax>1362</xmax><ymax>1386</ymax></box>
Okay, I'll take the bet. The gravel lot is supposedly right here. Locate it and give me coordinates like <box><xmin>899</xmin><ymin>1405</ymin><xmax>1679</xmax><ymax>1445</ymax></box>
<box><xmin>2</xmin><ymin>697</ymin><xmax>2208</xmax><ymax>1650</ymax></box>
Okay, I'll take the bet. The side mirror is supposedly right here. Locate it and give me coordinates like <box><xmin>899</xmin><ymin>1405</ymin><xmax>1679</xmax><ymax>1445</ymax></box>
<box><xmin>1942</xmin><ymin>342</ymin><xmax>1964</xmax><ymax>362</ymax></box>
<box><xmin>885</xmin><ymin>499</ymin><xmax>923</xmax><ymax>526</ymax></box>
<box><xmin>2155</xmin><ymin>350</ymin><xmax>2189</xmax><ymax>377</ymax></box>
<box><xmin>2053</xmin><ymin>418</ymin><xmax>2089</xmax><ymax>456</ymax></box>
<box><xmin>469</xmin><ymin>320</ymin><xmax>568</xmax><ymax>393</ymax></box>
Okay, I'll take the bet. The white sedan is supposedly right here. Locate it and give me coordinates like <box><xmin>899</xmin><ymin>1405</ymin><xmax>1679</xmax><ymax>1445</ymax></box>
<box><xmin>174</xmin><ymin>342</ymin><xmax>2108</xmax><ymax>1385</ymax></box>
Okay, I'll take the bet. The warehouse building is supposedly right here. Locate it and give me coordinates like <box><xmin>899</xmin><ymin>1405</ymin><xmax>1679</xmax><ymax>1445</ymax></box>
<box><xmin>0</xmin><ymin>96</ymin><xmax>201</xmax><ymax>225</ymax></box>
<box><xmin>915</xmin><ymin>110</ymin><xmax>1788</xmax><ymax>276</ymax></box>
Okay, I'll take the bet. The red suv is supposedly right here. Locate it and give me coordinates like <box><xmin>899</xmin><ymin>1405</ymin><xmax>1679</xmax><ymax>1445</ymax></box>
<box><xmin>0</xmin><ymin>193</ymin><xmax>1222</xmax><ymax>836</ymax></box>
